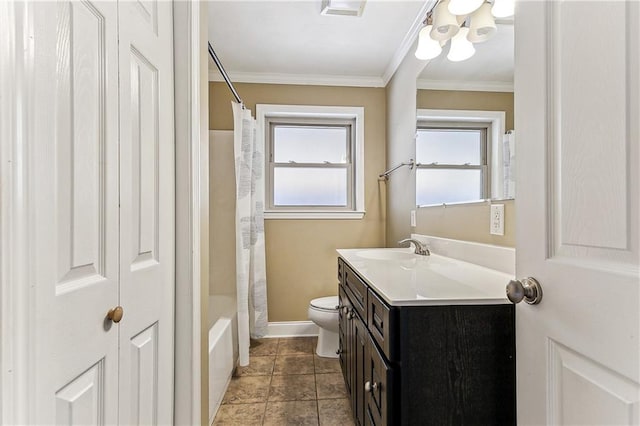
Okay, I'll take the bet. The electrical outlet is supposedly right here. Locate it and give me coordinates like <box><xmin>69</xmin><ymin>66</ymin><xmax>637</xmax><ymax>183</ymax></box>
<box><xmin>490</xmin><ymin>204</ymin><xmax>505</xmax><ymax>235</ymax></box>
<box><xmin>410</xmin><ymin>210</ymin><xmax>416</xmax><ymax>227</ymax></box>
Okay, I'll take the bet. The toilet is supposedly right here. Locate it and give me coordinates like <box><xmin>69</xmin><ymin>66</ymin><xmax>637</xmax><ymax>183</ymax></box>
<box><xmin>308</xmin><ymin>296</ymin><xmax>339</xmax><ymax>358</ymax></box>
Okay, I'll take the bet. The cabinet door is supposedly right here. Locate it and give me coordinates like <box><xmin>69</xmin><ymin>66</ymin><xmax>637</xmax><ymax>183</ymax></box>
<box><xmin>338</xmin><ymin>284</ymin><xmax>351</xmax><ymax>395</ymax></box>
<box><xmin>353</xmin><ymin>313</ymin><xmax>368</xmax><ymax>426</ymax></box>
<box><xmin>364</xmin><ymin>336</ymin><xmax>391</xmax><ymax>426</ymax></box>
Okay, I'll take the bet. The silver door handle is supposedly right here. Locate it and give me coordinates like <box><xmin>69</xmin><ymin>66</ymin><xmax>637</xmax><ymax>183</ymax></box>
<box><xmin>506</xmin><ymin>277</ymin><xmax>543</xmax><ymax>305</ymax></box>
<box><xmin>365</xmin><ymin>381</ymin><xmax>378</xmax><ymax>392</ymax></box>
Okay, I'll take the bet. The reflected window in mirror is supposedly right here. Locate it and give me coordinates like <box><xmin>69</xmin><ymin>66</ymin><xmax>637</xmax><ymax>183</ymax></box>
<box><xmin>416</xmin><ymin>109</ymin><xmax>509</xmax><ymax>204</ymax></box>
<box><xmin>416</xmin><ymin>125</ymin><xmax>489</xmax><ymax>206</ymax></box>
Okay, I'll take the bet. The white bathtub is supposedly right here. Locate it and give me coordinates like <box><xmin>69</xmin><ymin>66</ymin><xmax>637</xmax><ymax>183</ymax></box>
<box><xmin>208</xmin><ymin>295</ymin><xmax>238</xmax><ymax>425</ymax></box>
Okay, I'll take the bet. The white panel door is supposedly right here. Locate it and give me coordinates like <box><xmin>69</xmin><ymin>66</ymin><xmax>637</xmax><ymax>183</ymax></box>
<box><xmin>516</xmin><ymin>1</ymin><xmax>640</xmax><ymax>424</ymax></box>
<box><xmin>30</xmin><ymin>1</ymin><xmax>119</xmax><ymax>424</ymax></box>
<box><xmin>117</xmin><ymin>0</ymin><xmax>175</xmax><ymax>424</ymax></box>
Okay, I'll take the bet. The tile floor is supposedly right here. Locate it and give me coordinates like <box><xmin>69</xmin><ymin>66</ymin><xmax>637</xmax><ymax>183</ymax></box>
<box><xmin>212</xmin><ymin>337</ymin><xmax>355</xmax><ymax>426</ymax></box>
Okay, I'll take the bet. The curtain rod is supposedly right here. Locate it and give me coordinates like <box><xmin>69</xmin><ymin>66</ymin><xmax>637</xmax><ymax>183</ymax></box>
<box><xmin>208</xmin><ymin>41</ymin><xmax>243</xmax><ymax>105</ymax></box>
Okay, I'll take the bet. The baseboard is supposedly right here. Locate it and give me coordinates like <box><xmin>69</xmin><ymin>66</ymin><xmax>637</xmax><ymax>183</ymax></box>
<box><xmin>266</xmin><ymin>321</ymin><xmax>319</xmax><ymax>338</ymax></box>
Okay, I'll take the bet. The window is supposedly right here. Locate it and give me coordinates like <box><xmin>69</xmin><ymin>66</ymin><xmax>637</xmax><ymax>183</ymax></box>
<box><xmin>257</xmin><ymin>105</ymin><xmax>365</xmax><ymax>219</ymax></box>
<box><xmin>416</xmin><ymin>125</ymin><xmax>489</xmax><ymax>206</ymax></box>
<box><xmin>416</xmin><ymin>109</ymin><xmax>506</xmax><ymax>206</ymax></box>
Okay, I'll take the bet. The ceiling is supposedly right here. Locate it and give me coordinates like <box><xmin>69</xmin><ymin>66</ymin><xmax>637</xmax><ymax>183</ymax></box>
<box><xmin>207</xmin><ymin>1</ymin><xmax>514</xmax><ymax>90</ymax></box>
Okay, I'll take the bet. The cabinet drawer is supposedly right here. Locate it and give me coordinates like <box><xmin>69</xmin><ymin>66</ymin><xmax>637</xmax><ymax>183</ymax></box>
<box><xmin>344</xmin><ymin>264</ymin><xmax>367</xmax><ymax>320</ymax></box>
<box><xmin>338</xmin><ymin>258</ymin><xmax>344</xmax><ymax>283</ymax></box>
<box><xmin>367</xmin><ymin>289</ymin><xmax>396</xmax><ymax>361</ymax></box>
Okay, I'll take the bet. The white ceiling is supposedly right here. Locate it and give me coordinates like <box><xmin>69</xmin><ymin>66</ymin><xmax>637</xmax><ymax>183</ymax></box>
<box><xmin>207</xmin><ymin>0</ymin><xmax>514</xmax><ymax>90</ymax></box>
<box><xmin>207</xmin><ymin>0</ymin><xmax>429</xmax><ymax>86</ymax></box>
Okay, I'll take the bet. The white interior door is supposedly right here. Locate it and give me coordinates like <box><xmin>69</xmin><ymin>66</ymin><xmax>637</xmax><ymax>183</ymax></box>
<box><xmin>25</xmin><ymin>0</ymin><xmax>175</xmax><ymax>423</ymax></box>
<box><xmin>516</xmin><ymin>1</ymin><xmax>640</xmax><ymax>424</ymax></box>
<box><xmin>30</xmin><ymin>1</ymin><xmax>120</xmax><ymax>423</ymax></box>
<box><xmin>117</xmin><ymin>0</ymin><xmax>175</xmax><ymax>424</ymax></box>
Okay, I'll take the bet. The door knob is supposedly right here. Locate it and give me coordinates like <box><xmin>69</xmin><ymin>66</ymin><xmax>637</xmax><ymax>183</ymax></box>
<box><xmin>506</xmin><ymin>277</ymin><xmax>542</xmax><ymax>305</ymax></box>
<box><xmin>107</xmin><ymin>306</ymin><xmax>124</xmax><ymax>323</ymax></box>
<box><xmin>365</xmin><ymin>381</ymin><xmax>378</xmax><ymax>392</ymax></box>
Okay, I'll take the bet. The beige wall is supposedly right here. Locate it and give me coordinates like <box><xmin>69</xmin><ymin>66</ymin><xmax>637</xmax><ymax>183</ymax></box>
<box><xmin>209</xmin><ymin>82</ymin><xmax>387</xmax><ymax>322</ymax></box>
<box><xmin>413</xmin><ymin>90</ymin><xmax>515</xmax><ymax>247</ymax></box>
<box><xmin>416</xmin><ymin>89</ymin><xmax>514</xmax><ymax>130</ymax></box>
<box><xmin>415</xmin><ymin>200</ymin><xmax>515</xmax><ymax>246</ymax></box>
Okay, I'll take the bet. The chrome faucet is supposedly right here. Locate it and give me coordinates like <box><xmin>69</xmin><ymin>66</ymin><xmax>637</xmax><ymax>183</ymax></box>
<box><xmin>398</xmin><ymin>238</ymin><xmax>430</xmax><ymax>256</ymax></box>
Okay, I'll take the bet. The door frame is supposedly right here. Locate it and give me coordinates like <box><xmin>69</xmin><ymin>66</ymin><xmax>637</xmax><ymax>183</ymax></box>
<box><xmin>0</xmin><ymin>2</ymin><xmax>208</xmax><ymax>424</ymax></box>
<box><xmin>173</xmin><ymin>1</ymin><xmax>208</xmax><ymax>425</ymax></box>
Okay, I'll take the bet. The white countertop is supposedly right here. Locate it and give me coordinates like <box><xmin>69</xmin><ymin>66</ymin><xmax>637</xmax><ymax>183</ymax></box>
<box><xmin>337</xmin><ymin>248</ymin><xmax>512</xmax><ymax>306</ymax></box>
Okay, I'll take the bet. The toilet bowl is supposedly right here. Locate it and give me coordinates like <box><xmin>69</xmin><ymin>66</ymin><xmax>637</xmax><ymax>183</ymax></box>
<box><xmin>308</xmin><ymin>296</ymin><xmax>339</xmax><ymax>358</ymax></box>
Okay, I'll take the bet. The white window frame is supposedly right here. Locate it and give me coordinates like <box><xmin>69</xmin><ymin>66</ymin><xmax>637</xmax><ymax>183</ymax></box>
<box><xmin>416</xmin><ymin>109</ymin><xmax>506</xmax><ymax>205</ymax></box>
<box><xmin>257</xmin><ymin>104</ymin><xmax>365</xmax><ymax>220</ymax></box>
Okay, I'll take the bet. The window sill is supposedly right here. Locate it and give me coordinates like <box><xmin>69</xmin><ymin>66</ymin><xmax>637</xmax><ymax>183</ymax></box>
<box><xmin>264</xmin><ymin>210</ymin><xmax>365</xmax><ymax>220</ymax></box>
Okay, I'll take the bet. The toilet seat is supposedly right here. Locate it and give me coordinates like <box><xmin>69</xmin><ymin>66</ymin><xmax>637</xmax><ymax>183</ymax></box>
<box><xmin>310</xmin><ymin>296</ymin><xmax>338</xmax><ymax>312</ymax></box>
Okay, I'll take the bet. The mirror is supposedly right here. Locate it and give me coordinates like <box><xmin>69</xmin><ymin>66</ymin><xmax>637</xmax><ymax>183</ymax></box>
<box><xmin>415</xmin><ymin>18</ymin><xmax>515</xmax><ymax>205</ymax></box>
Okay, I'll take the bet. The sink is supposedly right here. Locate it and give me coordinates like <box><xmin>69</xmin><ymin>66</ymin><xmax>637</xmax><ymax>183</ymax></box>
<box><xmin>356</xmin><ymin>249</ymin><xmax>416</xmax><ymax>261</ymax></box>
<box><xmin>415</xmin><ymin>273</ymin><xmax>490</xmax><ymax>299</ymax></box>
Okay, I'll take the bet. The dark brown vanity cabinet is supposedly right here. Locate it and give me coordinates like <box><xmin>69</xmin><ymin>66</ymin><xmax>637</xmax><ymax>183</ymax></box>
<box><xmin>337</xmin><ymin>257</ymin><xmax>516</xmax><ymax>426</ymax></box>
<box><xmin>338</xmin><ymin>271</ymin><xmax>369</xmax><ymax>426</ymax></box>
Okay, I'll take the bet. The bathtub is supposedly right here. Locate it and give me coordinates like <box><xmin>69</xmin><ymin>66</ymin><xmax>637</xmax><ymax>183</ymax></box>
<box><xmin>208</xmin><ymin>295</ymin><xmax>238</xmax><ymax>425</ymax></box>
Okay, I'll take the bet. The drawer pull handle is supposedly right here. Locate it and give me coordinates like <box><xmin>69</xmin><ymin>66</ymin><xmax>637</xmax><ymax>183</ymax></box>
<box><xmin>365</xmin><ymin>381</ymin><xmax>378</xmax><ymax>392</ymax></box>
<box><xmin>347</xmin><ymin>310</ymin><xmax>355</xmax><ymax>320</ymax></box>
<box><xmin>336</xmin><ymin>348</ymin><xmax>343</xmax><ymax>355</ymax></box>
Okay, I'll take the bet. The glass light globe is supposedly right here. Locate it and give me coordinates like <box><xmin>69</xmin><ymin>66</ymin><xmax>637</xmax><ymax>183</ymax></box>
<box><xmin>447</xmin><ymin>27</ymin><xmax>476</xmax><ymax>62</ymax></box>
<box><xmin>415</xmin><ymin>25</ymin><xmax>443</xmax><ymax>60</ymax></box>
<box><xmin>448</xmin><ymin>0</ymin><xmax>484</xmax><ymax>16</ymax></box>
<box><xmin>430</xmin><ymin>0</ymin><xmax>460</xmax><ymax>41</ymax></box>
<box><xmin>468</xmin><ymin>2</ymin><xmax>497</xmax><ymax>43</ymax></box>
<box><xmin>491</xmin><ymin>0</ymin><xmax>514</xmax><ymax>18</ymax></box>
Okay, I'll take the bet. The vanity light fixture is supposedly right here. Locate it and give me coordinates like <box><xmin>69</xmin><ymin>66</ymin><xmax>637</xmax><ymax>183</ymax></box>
<box><xmin>415</xmin><ymin>0</ymin><xmax>511</xmax><ymax>63</ymax></box>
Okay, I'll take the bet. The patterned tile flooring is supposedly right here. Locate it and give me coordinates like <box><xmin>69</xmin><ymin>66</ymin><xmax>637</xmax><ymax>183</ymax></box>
<box><xmin>212</xmin><ymin>337</ymin><xmax>355</xmax><ymax>426</ymax></box>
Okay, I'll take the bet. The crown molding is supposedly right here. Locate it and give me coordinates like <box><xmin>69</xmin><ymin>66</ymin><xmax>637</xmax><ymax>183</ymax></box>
<box><xmin>417</xmin><ymin>79</ymin><xmax>514</xmax><ymax>92</ymax></box>
<box><xmin>208</xmin><ymin>70</ymin><xmax>384</xmax><ymax>88</ymax></box>
<box><xmin>381</xmin><ymin>0</ymin><xmax>437</xmax><ymax>86</ymax></box>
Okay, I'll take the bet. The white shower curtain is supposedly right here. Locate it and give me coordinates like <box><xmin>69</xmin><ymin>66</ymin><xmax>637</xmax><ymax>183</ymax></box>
<box><xmin>503</xmin><ymin>131</ymin><xmax>516</xmax><ymax>199</ymax></box>
<box><xmin>232</xmin><ymin>102</ymin><xmax>268</xmax><ymax>366</ymax></box>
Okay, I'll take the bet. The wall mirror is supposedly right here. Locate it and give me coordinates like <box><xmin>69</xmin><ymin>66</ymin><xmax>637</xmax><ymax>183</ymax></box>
<box><xmin>415</xmin><ymin>14</ymin><xmax>515</xmax><ymax>205</ymax></box>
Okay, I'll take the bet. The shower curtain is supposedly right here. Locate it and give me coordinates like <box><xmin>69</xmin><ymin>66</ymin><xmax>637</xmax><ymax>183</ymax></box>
<box><xmin>503</xmin><ymin>131</ymin><xmax>516</xmax><ymax>199</ymax></box>
<box><xmin>232</xmin><ymin>102</ymin><xmax>268</xmax><ymax>366</ymax></box>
